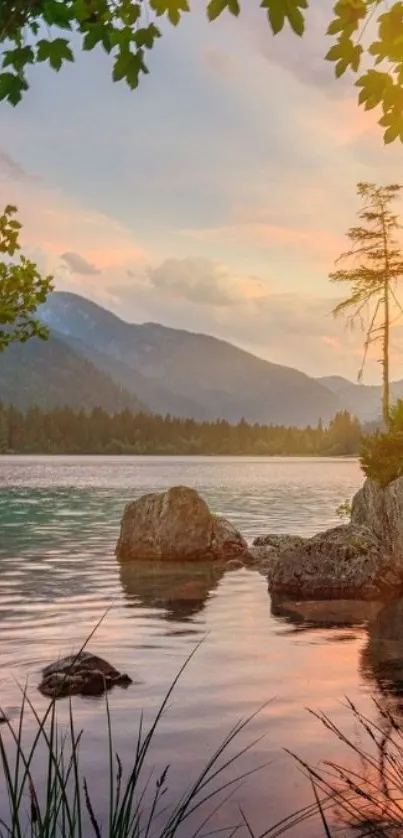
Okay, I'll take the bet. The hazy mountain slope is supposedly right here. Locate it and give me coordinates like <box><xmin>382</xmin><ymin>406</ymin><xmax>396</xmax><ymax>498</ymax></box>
<box><xmin>41</xmin><ymin>292</ymin><xmax>342</xmax><ymax>425</ymax></box>
<box><xmin>63</xmin><ymin>335</ymin><xmax>212</xmax><ymax>419</ymax></box>
<box><xmin>319</xmin><ymin>375</ymin><xmax>403</xmax><ymax>422</ymax></box>
<box><xmin>0</xmin><ymin>332</ymin><xmax>146</xmax><ymax>413</ymax></box>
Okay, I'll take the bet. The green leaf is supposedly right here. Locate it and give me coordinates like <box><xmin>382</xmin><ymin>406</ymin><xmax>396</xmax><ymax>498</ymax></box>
<box><xmin>285</xmin><ymin>1</ymin><xmax>305</xmax><ymax>36</ymax></box>
<box><xmin>335</xmin><ymin>57</ymin><xmax>349</xmax><ymax>77</ymax></box>
<box><xmin>261</xmin><ymin>0</ymin><xmax>286</xmax><ymax>35</ymax></box>
<box><xmin>113</xmin><ymin>50</ymin><xmax>148</xmax><ymax>88</ymax></box>
<box><xmin>384</xmin><ymin>123</ymin><xmax>400</xmax><ymax>143</ymax></box>
<box><xmin>82</xmin><ymin>24</ymin><xmax>106</xmax><ymax>51</ymax></box>
<box><xmin>2</xmin><ymin>45</ymin><xmax>35</xmax><ymax>73</ymax></box>
<box><xmin>134</xmin><ymin>25</ymin><xmax>161</xmax><ymax>50</ymax></box>
<box><xmin>149</xmin><ymin>0</ymin><xmax>190</xmax><ymax>21</ymax></box>
<box><xmin>207</xmin><ymin>0</ymin><xmax>228</xmax><ymax>21</ymax></box>
<box><xmin>227</xmin><ymin>0</ymin><xmax>241</xmax><ymax>15</ymax></box>
<box><xmin>41</xmin><ymin>0</ymin><xmax>73</xmax><ymax>29</ymax></box>
<box><xmin>119</xmin><ymin>1</ymin><xmax>141</xmax><ymax>26</ymax></box>
<box><xmin>327</xmin><ymin>18</ymin><xmax>343</xmax><ymax>35</ymax></box>
<box><xmin>36</xmin><ymin>38</ymin><xmax>74</xmax><ymax>71</ymax></box>
<box><xmin>0</xmin><ymin>73</ymin><xmax>27</xmax><ymax>106</ymax></box>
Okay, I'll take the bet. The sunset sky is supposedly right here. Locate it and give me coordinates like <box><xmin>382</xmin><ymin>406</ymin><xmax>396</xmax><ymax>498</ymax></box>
<box><xmin>1</xmin><ymin>1</ymin><xmax>402</xmax><ymax>383</ymax></box>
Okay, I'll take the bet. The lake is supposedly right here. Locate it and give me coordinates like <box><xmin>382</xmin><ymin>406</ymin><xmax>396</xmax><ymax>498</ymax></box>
<box><xmin>0</xmin><ymin>456</ymin><xmax>399</xmax><ymax>837</ymax></box>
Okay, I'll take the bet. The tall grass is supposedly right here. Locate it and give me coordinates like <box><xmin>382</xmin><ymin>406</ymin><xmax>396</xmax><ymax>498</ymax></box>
<box><xmin>292</xmin><ymin>698</ymin><xmax>403</xmax><ymax>837</ymax></box>
<box><xmin>2</xmin><ymin>637</ymin><xmax>403</xmax><ymax>837</ymax></box>
<box><xmin>0</xmin><ymin>645</ymin><xmax>324</xmax><ymax>838</ymax></box>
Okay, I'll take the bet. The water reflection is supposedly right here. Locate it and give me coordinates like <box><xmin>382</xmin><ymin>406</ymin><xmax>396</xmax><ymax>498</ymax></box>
<box><xmin>361</xmin><ymin>599</ymin><xmax>403</xmax><ymax>705</ymax></box>
<box><xmin>271</xmin><ymin>595</ymin><xmax>382</xmax><ymax>633</ymax></box>
<box><xmin>118</xmin><ymin>560</ymin><xmax>225</xmax><ymax>621</ymax></box>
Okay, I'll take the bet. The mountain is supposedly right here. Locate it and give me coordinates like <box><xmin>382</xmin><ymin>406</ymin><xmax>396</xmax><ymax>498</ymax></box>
<box><xmin>319</xmin><ymin>375</ymin><xmax>403</xmax><ymax>422</ymax></box>
<box><xmin>39</xmin><ymin>291</ymin><xmax>342</xmax><ymax>425</ymax></box>
<box><xmin>63</xmin><ymin>335</ymin><xmax>212</xmax><ymax>419</ymax></box>
<box><xmin>0</xmin><ymin>332</ymin><xmax>146</xmax><ymax>413</ymax></box>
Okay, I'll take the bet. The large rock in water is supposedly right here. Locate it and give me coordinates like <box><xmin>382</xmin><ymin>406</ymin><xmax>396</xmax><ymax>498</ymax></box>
<box><xmin>116</xmin><ymin>486</ymin><xmax>248</xmax><ymax>562</ymax></box>
<box><xmin>256</xmin><ymin>476</ymin><xmax>403</xmax><ymax>601</ymax></box>
<box><xmin>266</xmin><ymin>524</ymin><xmax>397</xmax><ymax>600</ymax></box>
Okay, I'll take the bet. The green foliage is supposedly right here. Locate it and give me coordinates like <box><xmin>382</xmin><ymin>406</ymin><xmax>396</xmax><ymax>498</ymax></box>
<box><xmin>0</xmin><ymin>204</ymin><xmax>53</xmax><ymax>351</ymax></box>
<box><xmin>359</xmin><ymin>397</ymin><xmax>403</xmax><ymax>486</ymax></box>
<box><xmin>0</xmin><ymin>1</ymin><xmax>402</xmax><ymax>141</ymax></box>
<box><xmin>0</xmin><ymin>404</ymin><xmax>363</xmax><ymax>455</ymax></box>
<box><xmin>336</xmin><ymin>498</ymin><xmax>352</xmax><ymax>519</ymax></box>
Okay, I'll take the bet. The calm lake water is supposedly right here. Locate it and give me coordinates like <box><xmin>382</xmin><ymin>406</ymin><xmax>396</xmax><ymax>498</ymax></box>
<box><xmin>1</xmin><ymin>456</ymin><xmax>401</xmax><ymax>837</ymax></box>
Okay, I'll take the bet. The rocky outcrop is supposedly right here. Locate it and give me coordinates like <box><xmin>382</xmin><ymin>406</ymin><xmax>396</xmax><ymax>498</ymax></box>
<box><xmin>253</xmin><ymin>533</ymin><xmax>305</xmax><ymax>552</ymax></box>
<box><xmin>253</xmin><ymin>476</ymin><xmax>403</xmax><ymax>601</ymax></box>
<box><xmin>267</xmin><ymin>524</ymin><xmax>392</xmax><ymax>600</ymax></box>
<box><xmin>39</xmin><ymin>652</ymin><xmax>133</xmax><ymax>699</ymax></box>
<box><xmin>115</xmin><ymin>478</ymin><xmax>403</xmax><ymax>600</ymax></box>
<box><xmin>116</xmin><ymin>486</ymin><xmax>248</xmax><ymax>563</ymax></box>
<box><xmin>352</xmin><ymin>476</ymin><xmax>403</xmax><ymax>562</ymax></box>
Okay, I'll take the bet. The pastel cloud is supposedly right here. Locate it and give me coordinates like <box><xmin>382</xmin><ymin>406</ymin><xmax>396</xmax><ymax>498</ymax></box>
<box><xmin>61</xmin><ymin>252</ymin><xmax>101</xmax><ymax>275</ymax></box>
<box><xmin>147</xmin><ymin>257</ymin><xmax>267</xmax><ymax>307</ymax></box>
<box><xmin>180</xmin><ymin>221</ymin><xmax>344</xmax><ymax>266</ymax></box>
<box><xmin>202</xmin><ymin>46</ymin><xmax>237</xmax><ymax>79</ymax></box>
<box><xmin>1</xmin><ymin>163</ymin><xmax>148</xmax><ymax>276</ymax></box>
<box><xmin>0</xmin><ymin>150</ymin><xmax>38</xmax><ymax>183</ymax></box>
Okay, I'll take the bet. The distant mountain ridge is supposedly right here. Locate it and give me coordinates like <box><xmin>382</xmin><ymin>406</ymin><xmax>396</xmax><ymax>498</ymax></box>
<box><xmin>318</xmin><ymin>375</ymin><xmax>403</xmax><ymax>422</ymax></box>
<box><xmin>39</xmin><ymin>291</ymin><xmax>341</xmax><ymax>426</ymax></box>
<box><xmin>0</xmin><ymin>290</ymin><xmax>395</xmax><ymax>423</ymax></box>
<box><xmin>0</xmin><ymin>330</ymin><xmax>146</xmax><ymax>413</ymax></box>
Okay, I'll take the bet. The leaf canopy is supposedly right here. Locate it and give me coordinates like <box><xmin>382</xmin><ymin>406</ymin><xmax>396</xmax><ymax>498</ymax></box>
<box><xmin>0</xmin><ymin>1</ymin><xmax>402</xmax><ymax>142</ymax></box>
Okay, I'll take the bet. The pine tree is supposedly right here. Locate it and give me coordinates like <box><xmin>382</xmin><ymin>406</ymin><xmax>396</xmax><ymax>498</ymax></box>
<box><xmin>330</xmin><ymin>182</ymin><xmax>403</xmax><ymax>427</ymax></box>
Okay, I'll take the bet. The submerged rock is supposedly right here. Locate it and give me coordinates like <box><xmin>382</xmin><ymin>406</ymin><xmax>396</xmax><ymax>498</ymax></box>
<box><xmin>116</xmin><ymin>486</ymin><xmax>247</xmax><ymax>563</ymax></box>
<box><xmin>39</xmin><ymin>652</ymin><xmax>133</xmax><ymax>699</ymax></box>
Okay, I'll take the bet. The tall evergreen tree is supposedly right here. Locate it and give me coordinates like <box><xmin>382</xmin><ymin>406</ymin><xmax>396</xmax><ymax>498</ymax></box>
<box><xmin>330</xmin><ymin>182</ymin><xmax>403</xmax><ymax>427</ymax></box>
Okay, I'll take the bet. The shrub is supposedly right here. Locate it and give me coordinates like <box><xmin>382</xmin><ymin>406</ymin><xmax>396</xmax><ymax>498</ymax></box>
<box><xmin>359</xmin><ymin>399</ymin><xmax>403</xmax><ymax>487</ymax></box>
<box><xmin>359</xmin><ymin>430</ymin><xmax>403</xmax><ymax>487</ymax></box>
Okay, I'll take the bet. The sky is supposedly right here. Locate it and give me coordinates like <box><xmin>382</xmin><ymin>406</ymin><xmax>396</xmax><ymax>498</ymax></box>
<box><xmin>1</xmin><ymin>0</ymin><xmax>403</xmax><ymax>383</ymax></box>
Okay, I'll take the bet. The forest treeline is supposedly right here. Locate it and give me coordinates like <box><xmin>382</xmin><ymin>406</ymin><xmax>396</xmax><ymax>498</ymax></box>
<box><xmin>0</xmin><ymin>405</ymin><xmax>367</xmax><ymax>456</ymax></box>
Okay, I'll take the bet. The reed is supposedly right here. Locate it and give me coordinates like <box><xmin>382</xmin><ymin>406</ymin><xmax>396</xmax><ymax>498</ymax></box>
<box><xmin>0</xmin><ymin>647</ymin><xmax>321</xmax><ymax>838</ymax></box>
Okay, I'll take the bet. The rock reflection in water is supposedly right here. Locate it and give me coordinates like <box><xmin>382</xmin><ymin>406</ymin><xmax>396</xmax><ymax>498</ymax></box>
<box><xmin>118</xmin><ymin>560</ymin><xmax>226</xmax><ymax>621</ymax></box>
<box><xmin>361</xmin><ymin>598</ymin><xmax>403</xmax><ymax>705</ymax></box>
<box><xmin>271</xmin><ymin>594</ymin><xmax>382</xmax><ymax>633</ymax></box>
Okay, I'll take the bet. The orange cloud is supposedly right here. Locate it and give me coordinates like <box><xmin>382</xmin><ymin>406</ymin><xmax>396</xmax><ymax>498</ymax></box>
<box><xmin>180</xmin><ymin>221</ymin><xmax>344</xmax><ymax>263</ymax></box>
<box><xmin>4</xmin><ymin>179</ymin><xmax>148</xmax><ymax>272</ymax></box>
<box><xmin>321</xmin><ymin>335</ymin><xmax>341</xmax><ymax>350</ymax></box>
<box><xmin>309</xmin><ymin>96</ymin><xmax>379</xmax><ymax>145</ymax></box>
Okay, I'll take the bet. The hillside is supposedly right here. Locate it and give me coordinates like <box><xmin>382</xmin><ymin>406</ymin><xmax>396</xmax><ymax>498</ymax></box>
<box><xmin>63</xmin><ymin>335</ymin><xmax>212</xmax><ymax>419</ymax></box>
<box><xmin>40</xmin><ymin>291</ymin><xmax>342</xmax><ymax>425</ymax></box>
<box><xmin>319</xmin><ymin>376</ymin><xmax>403</xmax><ymax>422</ymax></box>
<box><xmin>0</xmin><ymin>332</ymin><xmax>146</xmax><ymax>413</ymax></box>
